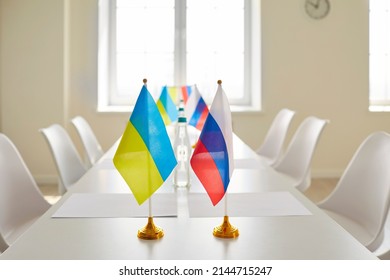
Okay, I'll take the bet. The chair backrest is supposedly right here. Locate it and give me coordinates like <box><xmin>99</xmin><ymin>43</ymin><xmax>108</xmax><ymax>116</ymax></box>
<box><xmin>273</xmin><ymin>116</ymin><xmax>328</xmax><ymax>192</ymax></box>
<box><xmin>70</xmin><ymin>116</ymin><xmax>104</xmax><ymax>167</ymax></box>
<box><xmin>256</xmin><ymin>108</ymin><xmax>296</xmax><ymax>165</ymax></box>
<box><xmin>0</xmin><ymin>133</ymin><xmax>50</xmax><ymax>252</ymax></box>
<box><xmin>40</xmin><ymin>124</ymin><xmax>87</xmax><ymax>191</ymax></box>
<box><xmin>318</xmin><ymin>131</ymin><xmax>390</xmax><ymax>251</ymax></box>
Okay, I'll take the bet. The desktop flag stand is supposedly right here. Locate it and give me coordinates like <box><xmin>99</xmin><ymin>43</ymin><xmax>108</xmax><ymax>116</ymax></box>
<box><xmin>191</xmin><ymin>80</ymin><xmax>239</xmax><ymax>238</ymax></box>
<box><xmin>113</xmin><ymin>79</ymin><xmax>237</xmax><ymax>239</ymax></box>
<box><xmin>113</xmin><ymin>79</ymin><xmax>177</xmax><ymax>240</ymax></box>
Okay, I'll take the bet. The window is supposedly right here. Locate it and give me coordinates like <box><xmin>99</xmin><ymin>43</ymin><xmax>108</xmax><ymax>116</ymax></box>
<box><xmin>98</xmin><ymin>0</ymin><xmax>260</xmax><ymax>112</ymax></box>
<box><xmin>369</xmin><ymin>0</ymin><xmax>390</xmax><ymax>111</ymax></box>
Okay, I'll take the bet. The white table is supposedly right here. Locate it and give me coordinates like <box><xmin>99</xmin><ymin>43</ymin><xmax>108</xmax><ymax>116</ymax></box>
<box><xmin>0</xmin><ymin>134</ymin><xmax>377</xmax><ymax>259</ymax></box>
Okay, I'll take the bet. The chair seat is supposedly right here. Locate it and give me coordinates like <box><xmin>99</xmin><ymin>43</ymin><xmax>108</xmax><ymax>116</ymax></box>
<box><xmin>273</xmin><ymin>116</ymin><xmax>328</xmax><ymax>192</ymax></box>
<box><xmin>71</xmin><ymin>116</ymin><xmax>104</xmax><ymax>167</ymax></box>
<box><xmin>256</xmin><ymin>108</ymin><xmax>296</xmax><ymax>166</ymax></box>
<box><xmin>374</xmin><ymin>226</ymin><xmax>390</xmax><ymax>259</ymax></box>
<box><xmin>322</xmin><ymin>209</ymin><xmax>374</xmax><ymax>248</ymax></box>
<box><xmin>0</xmin><ymin>133</ymin><xmax>51</xmax><ymax>252</ymax></box>
<box><xmin>40</xmin><ymin>124</ymin><xmax>87</xmax><ymax>194</ymax></box>
<box><xmin>317</xmin><ymin>132</ymin><xmax>390</xmax><ymax>257</ymax></box>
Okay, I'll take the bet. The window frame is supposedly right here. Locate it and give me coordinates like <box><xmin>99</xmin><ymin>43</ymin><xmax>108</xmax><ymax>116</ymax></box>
<box><xmin>97</xmin><ymin>0</ymin><xmax>261</xmax><ymax>112</ymax></box>
<box><xmin>369</xmin><ymin>0</ymin><xmax>390</xmax><ymax>112</ymax></box>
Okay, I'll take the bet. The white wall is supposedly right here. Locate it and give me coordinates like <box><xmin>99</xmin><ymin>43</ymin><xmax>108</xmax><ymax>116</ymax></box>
<box><xmin>1</xmin><ymin>0</ymin><xmax>389</xmax><ymax>184</ymax></box>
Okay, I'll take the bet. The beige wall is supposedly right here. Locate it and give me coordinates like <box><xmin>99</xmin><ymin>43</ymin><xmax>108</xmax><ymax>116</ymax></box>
<box><xmin>1</xmin><ymin>0</ymin><xmax>389</xmax><ymax>184</ymax></box>
<box><xmin>0</xmin><ymin>0</ymin><xmax>65</xmax><ymax>183</ymax></box>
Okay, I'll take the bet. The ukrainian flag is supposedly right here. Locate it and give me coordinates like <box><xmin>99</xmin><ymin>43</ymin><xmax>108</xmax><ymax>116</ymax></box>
<box><xmin>157</xmin><ymin>86</ymin><xmax>178</xmax><ymax>125</ymax></box>
<box><xmin>113</xmin><ymin>85</ymin><xmax>177</xmax><ymax>205</ymax></box>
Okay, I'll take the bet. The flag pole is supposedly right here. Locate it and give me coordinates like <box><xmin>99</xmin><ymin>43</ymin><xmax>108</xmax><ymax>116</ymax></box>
<box><xmin>137</xmin><ymin>78</ymin><xmax>164</xmax><ymax>240</ymax></box>
<box><xmin>212</xmin><ymin>80</ymin><xmax>239</xmax><ymax>239</ymax></box>
<box><xmin>149</xmin><ymin>196</ymin><xmax>152</xmax><ymax>218</ymax></box>
<box><xmin>224</xmin><ymin>191</ymin><xmax>228</xmax><ymax>216</ymax></box>
<box><xmin>213</xmin><ymin>194</ymin><xmax>239</xmax><ymax>239</ymax></box>
<box><xmin>137</xmin><ymin>197</ymin><xmax>164</xmax><ymax>240</ymax></box>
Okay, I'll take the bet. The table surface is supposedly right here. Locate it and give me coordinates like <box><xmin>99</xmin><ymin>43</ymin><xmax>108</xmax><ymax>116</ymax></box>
<box><xmin>0</xmin><ymin>133</ymin><xmax>377</xmax><ymax>260</ymax></box>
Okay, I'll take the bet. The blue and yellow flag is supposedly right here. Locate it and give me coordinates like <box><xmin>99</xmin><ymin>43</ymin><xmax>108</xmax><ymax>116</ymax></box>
<box><xmin>113</xmin><ymin>85</ymin><xmax>177</xmax><ymax>205</ymax></box>
<box><xmin>157</xmin><ymin>86</ymin><xmax>178</xmax><ymax>125</ymax></box>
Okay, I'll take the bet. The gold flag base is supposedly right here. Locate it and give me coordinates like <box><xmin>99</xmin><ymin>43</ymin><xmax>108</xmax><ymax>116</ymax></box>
<box><xmin>137</xmin><ymin>217</ymin><xmax>164</xmax><ymax>240</ymax></box>
<box><xmin>213</xmin><ymin>215</ymin><xmax>239</xmax><ymax>239</ymax></box>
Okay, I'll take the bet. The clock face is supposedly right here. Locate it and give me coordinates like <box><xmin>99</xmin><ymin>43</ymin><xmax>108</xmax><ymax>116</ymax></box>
<box><xmin>305</xmin><ymin>0</ymin><xmax>330</xmax><ymax>20</ymax></box>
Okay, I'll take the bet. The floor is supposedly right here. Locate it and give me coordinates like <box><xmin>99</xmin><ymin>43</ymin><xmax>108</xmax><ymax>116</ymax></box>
<box><xmin>38</xmin><ymin>184</ymin><xmax>61</xmax><ymax>205</ymax></box>
<box><xmin>38</xmin><ymin>177</ymin><xmax>339</xmax><ymax>205</ymax></box>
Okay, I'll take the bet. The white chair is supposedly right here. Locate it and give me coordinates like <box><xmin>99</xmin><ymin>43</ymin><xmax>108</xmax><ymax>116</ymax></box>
<box><xmin>70</xmin><ymin>116</ymin><xmax>104</xmax><ymax>167</ymax></box>
<box><xmin>0</xmin><ymin>133</ymin><xmax>51</xmax><ymax>252</ymax></box>
<box><xmin>317</xmin><ymin>132</ymin><xmax>390</xmax><ymax>257</ymax></box>
<box><xmin>40</xmin><ymin>124</ymin><xmax>87</xmax><ymax>194</ymax></box>
<box><xmin>376</xmin><ymin>216</ymin><xmax>390</xmax><ymax>259</ymax></box>
<box><xmin>273</xmin><ymin>116</ymin><xmax>328</xmax><ymax>192</ymax></box>
<box><xmin>256</xmin><ymin>108</ymin><xmax>296</xmax><ymax>165</ymax></box>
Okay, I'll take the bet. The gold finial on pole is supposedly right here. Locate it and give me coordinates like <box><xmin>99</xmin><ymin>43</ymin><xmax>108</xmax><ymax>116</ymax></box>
<box><xmin>143</xmin><ymin>78</ymin><xmax>147</xmax><ymax>85</ymax></box>
<box><xmin>217</xmin><ymin>80</ymin><xmax>222</xmax><ymax>85</ymax></box>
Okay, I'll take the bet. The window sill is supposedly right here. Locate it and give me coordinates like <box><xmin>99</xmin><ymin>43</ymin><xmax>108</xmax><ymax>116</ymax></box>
<box><xmin>97</xmin><ymin>105</ymin><xmax>134</xmax><ymax>113</ymax></box>
<box><xmin>97</xmin><ymin>104</ymin><xmax>262</xmax><ymax>114</ymax></box>
<box><xmin>369</xmin><ymin>105</ymin><xmax>390</xmax><ymax>112</ymax></box>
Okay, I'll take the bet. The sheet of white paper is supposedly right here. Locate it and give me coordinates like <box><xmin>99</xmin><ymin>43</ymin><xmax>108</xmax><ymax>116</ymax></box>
<box><xmin>52</xmin><ymin>193</ymin><xmax>177</xmax><ymax>218</ymax></box>
<box><xmin>188</xmin><ymin>192</ymin><xmax>312</xmax><ymax>217</ymax></box>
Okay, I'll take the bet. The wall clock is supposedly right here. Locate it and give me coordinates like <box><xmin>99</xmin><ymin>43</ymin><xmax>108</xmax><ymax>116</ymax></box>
<box><xmin>305</xmin><ymin>0</ymin><xmax>330</xmax><ymax>20</ymax></box>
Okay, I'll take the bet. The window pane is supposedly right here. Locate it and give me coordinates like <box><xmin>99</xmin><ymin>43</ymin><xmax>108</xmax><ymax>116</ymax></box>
<box><xmin>187</xmin><ymin>0</ymin><xmax>243</xmax><ymax>10</ymax></box>
<box><xmin>369</xmin><ymin>0</ymin><xmax>390</xmax><ymax>106</ymax></box>
<box><xmin>117</xmin><ymin>0</ymin><xmax>173</xmax><ymax>9</ymax></box>
<box><xmin>116</xmin><ymin>53</ymin><xmax>174</xmax><ymax>102</ymax></box>
<box><xmin>187</xmin><ymin>0</ymin><xmax>243</xmax><ymax>53</ymax></box>
<box><xmin>116</xmin><ymin>6</ymin><xmax>174</xmax><ymax>53</ymax></box>
<box><xmin>187</xmin><ymin>52</ymin><xmax>243</xmax><ymax>102</ymax></box>
<box><xmin>187</xmin><ymin>0</ymin><xmax>244</xmax><ymax>102</ymax></box>
<box><xmin>104</xmin><ymin>0</ymin><xmax>253</xmax><ymax>108</ymax></box>
<box><xmin>115</xmin><ymin>0</ymin><xmax>175</xmax><ymax>104</ymax></box>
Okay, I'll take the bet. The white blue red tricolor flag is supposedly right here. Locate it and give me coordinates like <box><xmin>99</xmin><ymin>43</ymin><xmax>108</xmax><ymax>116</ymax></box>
<box><xmin>185</xmin><ymin>85</ymin><xmax>209</xmax><ymax>131</ymax></box>
<box><xmin>180</xmin><ymin>85</ymin><xmax>192</xmax><ymax>104</ymax></box>
<box><xmin>190</xmin><ymin>82</ymin><xmax>234</xmax><ymax>206</ymax></box>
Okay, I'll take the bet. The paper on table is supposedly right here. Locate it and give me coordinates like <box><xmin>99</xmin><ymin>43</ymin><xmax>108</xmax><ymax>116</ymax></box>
<box><xmin>188</xmin><ymin>192</ymin><xmax>312</xmax><ymax>217</ymax></box>
<box><xmin>52</xmin><ymin>193</ymin><xmax>177</xmax><ymax>218</ymax></box>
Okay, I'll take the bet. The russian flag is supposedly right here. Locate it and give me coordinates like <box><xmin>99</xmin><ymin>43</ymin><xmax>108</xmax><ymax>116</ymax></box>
<box><xmin>181</xmin><ymin>85</ymin><xmax>192</xmax><ymax>104</ymax></box>
<box><xmin>185</xmin><ymin>85</ymin><xmax>209</xmax><ymax>131</ymax></box>
<box><xmin>113</xmin><ymin>85</ymin><xmax>177</xmax><ymax>205</ymax></box>
<box><xmin>190</xmin><ymin>82</ymin><xmax>234</xmax><ymax>206</ymax></box>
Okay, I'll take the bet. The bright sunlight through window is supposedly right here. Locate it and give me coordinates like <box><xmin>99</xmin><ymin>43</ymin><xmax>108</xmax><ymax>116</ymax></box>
<box><xmin>98</xmin><ymin>0</ymin><xmax>261</xmax><ymax>112</ymax></box>
<box><xmin>369</xmin><ymin>0</ymin><xmax>390</xmax><ymax>111</ymax></box>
